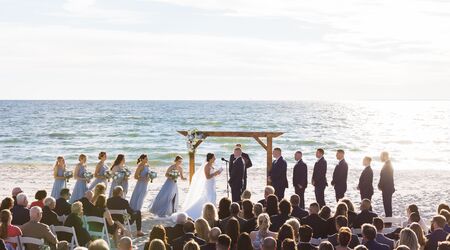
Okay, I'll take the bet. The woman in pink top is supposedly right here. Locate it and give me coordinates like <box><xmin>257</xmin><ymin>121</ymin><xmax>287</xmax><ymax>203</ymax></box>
<box><xmin>0</xmin><ymin>209</ymin><xmax>23</xmax><ymax>249</ymax></box>
<box><xmin>30</xmin><ymin>190</ymin><xmax>47</xmax><ymax>208</ymax></box>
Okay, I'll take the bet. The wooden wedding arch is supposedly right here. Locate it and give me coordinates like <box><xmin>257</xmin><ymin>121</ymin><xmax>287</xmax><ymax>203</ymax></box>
<box><xmin>177</xmin><ymin>131</ymin><xmax>284</xmax><ymax>184</ymax></box>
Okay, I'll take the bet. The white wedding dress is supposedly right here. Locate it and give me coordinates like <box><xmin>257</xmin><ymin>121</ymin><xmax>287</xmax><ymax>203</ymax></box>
<box><xmin>182</xmin><ymin>163</ymin><xmax>218</xmax><ymax>220</ymax></box>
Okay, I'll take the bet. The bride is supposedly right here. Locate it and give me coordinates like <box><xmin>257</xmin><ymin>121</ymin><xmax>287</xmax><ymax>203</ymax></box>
<box><xmin>182</xmin><ymin>153</ymin><xmax>223</xmax><ymax>220</ymax></box>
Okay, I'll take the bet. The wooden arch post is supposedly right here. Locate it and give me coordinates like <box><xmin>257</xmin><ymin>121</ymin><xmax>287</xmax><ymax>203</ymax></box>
<box><xmin>177</xmin><ymin>131</ymin><xmax>284</xmax><ymax>184</ymax></box>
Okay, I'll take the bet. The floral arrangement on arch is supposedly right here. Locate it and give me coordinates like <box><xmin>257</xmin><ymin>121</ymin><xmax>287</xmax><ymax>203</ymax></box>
<box><xmin>186</xmin><ymin>129</ymin><xmax>204</xmax><ymax>153</ymax></box>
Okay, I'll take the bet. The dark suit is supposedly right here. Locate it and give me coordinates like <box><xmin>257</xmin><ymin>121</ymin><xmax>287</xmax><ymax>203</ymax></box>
<box><xmin>328</xmin><ymin>233</ymin><xmax>360</xmax><ymax>248</ymax></box>
<box><xmin>378</xmin><ymin>161</ymin><xmax>395</xmax><ymax>217</ymax></box>
<box><xmin>331</xmin><ymin>159</ymin><xmax>348</xmax><ymax>202</ymax></box>
<box><xmin>200</xmin><ymin>243</ymin><xmax>216</xmax><ymax>250</ymax></box>
<box><xmin>353</xmin><ymin>210</ymin><xmax>378</xmax><ymax>228</ymax></box>
<box><xmin>425</xmin><ymin>229</ymin><xmax>449</xmax><ymax>250</ymax></box>
<box><xmin>106</xmin><ymin>196</ymin><xmax>142</xmax><ymax>231</ymax></box>
<box><xmin>375</xmin><ymin>233</ymin><xmax>395</xmax><ymax>249</ymax></box>
<box><xmin>364</xmin><ymin>240</ymin><xmax>389</xmax><ymax>250</ymax></box>
<box><xmin>269</xmin><ymin>156</ymin><xmax>288</xmax><ymax>200</ymax></box>
<box><xmin>172</xmin><ymin>233</ymin><xmax>206</xmax><ymax>250</ymax></box>
<box><xmin>269</xmin><ymin>214</ymin><xmax>292</xmax><ymax>232</ymax></box>
<box><xmin>293</xmin><ymin>159</ymin><xmax>308</xmax><ymax>208</ymax></box>
<box><xmin>230</xmin><ymin>152</ymin><xmax>252</xmax><ymax>191</ymax></box>
<box><xmin>291</xmin><ymin>205</ymin><xmax>308</xmax><ymax>220</ymax></box>
<box><xmin>312</xmin><ymin>157</ymin><xmax>327</xmax><ymax>207</ymax></box>
<box><xmin>165</xmin><ymin>224</ymin><xmax>185</xmax><ymax>244</ymax></box>
<box><xmin>41</xmin><ymin>206</ymin><xmax>61</xmax><ymax>226</ymax></box>
<box><xmin>64</xmin><ymin>213</ymin><xmax>91</xmax><ymax>246</ymax></box>
<box><xmin>229</xmin><ymin>156</ymin><xmax>245</xmax><ymax>202</ymax></box>
<box><xmin>297</xmin><ymin>242</ymin><xmax>318</xmax><ymax>250</ymax></box>
<box><xmin>358</xmin><ymin>166</ymin><xmax>374</xmax><ymax>200</ymax></box>
<box><xmin>11</xmin><ymin>204</ymin><xmax>30</xmax><ymax>225</ymax></box>
<box><xmin>219</xmin><ymin>215</ymin><xmax>247</xmax><ymax>233</ymax></box>
<box><xmin>55</xmin><ymin>198</ymin><xmax>71</xmax><ymax>216</ymax></box>
<box><xmin>300</xmin><ymin>214</ymin><xmax>328</xmax><ymax>238</ymax></box>
<box><xmin>78</xmin><ymin>197</ymin><xmax>95</xmax><ymax>216</ymax></box>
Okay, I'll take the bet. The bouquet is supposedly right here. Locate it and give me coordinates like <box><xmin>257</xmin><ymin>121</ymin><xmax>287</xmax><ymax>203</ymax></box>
<box><xmin>168</xmin><ymin>169</ymin><xmax>180</xmax><ymax>183</ymax></box>
<box><xmin>123</xmin><ymin>167</ymin><xmax>132</xmax><ymax>178</ymax></box>
<box><xmin>147</xmin><ymin>171</ymin><xmax>157</xmax><ymax>183</ymax></box>
<box><xmin>104</xmin><ymin>170</ymin><xmax>113</xmax><ymax>181</ymax></box>
<box><xmin>113</xmin><ymin>171</ymin><xmax>126</xmax><ymax>182</ymax></box>
<box><xmin>83</xmin><ymin>171</ymin><xmax>94</xmax><ymax>182</ymax></box>
<box><xmin>64</xmin><ymin>171</ymin><xmax>73</xmax><ymax>182</ymax></box>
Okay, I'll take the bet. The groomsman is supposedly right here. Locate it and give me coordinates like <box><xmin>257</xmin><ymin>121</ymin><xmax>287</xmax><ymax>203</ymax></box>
<box><xmin>229</xmin><ymin>144</ymin><xmax>252</xmax><ymax>191</ymax></box>
<box><xmin>293</xmin><ymin>151</ymin><xmax>307</xmax><ymax>209</ymax></box>
<box><xmin>268</xmin><ymin>148</ymin><xmax>288</xmax><ymax>200</ymax></box>
<box><xmin>312</xmin><ymin>148</ymin><xmax>327</xmax><ymax>207</ymax></box>
<box><xmin>229</xmin><ymin>147</ymin><xmax>245</xmax><ymax>202</ymax></box>
<box><xmin>331</xmin><ymin>149</ymin><xmax>348</xmax><ymax>202</ymax></box>
<box><xmin>357</xmin><ymin>156</ymin><xmax>374</xmax><ymax>200</ymax></box>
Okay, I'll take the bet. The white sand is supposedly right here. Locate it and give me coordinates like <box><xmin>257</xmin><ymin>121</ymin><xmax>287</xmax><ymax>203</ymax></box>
<box><xmin>0</xmin><ymin>164</ymin><xmax>449</xmax><ymax>249</ymax></box>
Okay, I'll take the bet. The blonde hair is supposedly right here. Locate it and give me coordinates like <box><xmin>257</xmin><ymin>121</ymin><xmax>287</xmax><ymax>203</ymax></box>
<box><xmin>409</xmin><ymin>222</ymin><xmax>427</xmax><ymax>247</ymax></box>
<box><xmin>89</xmin><ymin>239</ymin><xmax>109</xmax><ymax>250</ymax></box>
<box><xmin>398</xmin><ymin>228</ymin><xmax>419</xmax><ymax>250</ymax></box>
<box><xmin>285</xmin><ymin>218</ymin><xmax>300</xmax><ymax>243</ymax></box>
<box><xmin>71</xmin><ymin>201</ymin><xmax>83</xmax><ymax>216</ymax></box>
<box><xmin>380</xmin><ymin>151</ymin><xmax>390</xmax><ymax>162</ymax></box>
<box><xmin>149</xmin><ymin>239</ymin><xmax>166</xmax><ymax>250</ymax></box>
<box><xmin>257</xmin><ymin>213</ymin><xmax>271</xmax><ymax>231</ymax></box>
<box><xmin>93</xmin><ymin>183</ymin><xmax>106</xmax><ymax>204</ymax></box>
<box><xmin>202</xmin><ymin>203</ymin><xmax>218</xmax><ymax>228</ymax></box>
<box><xmin>195</xmin><ymin>218</ymin><xmax>211</xmax><ymax>242</ymax></box>
<box><xmin>241</xmin><ymin>190</ymin><xmax>251</xmax><ymax>200</ymax></box>
<box><xmin>183</xmin><ymin>240</ymin><xmax>200</xmax><ymax>250</ymax></box>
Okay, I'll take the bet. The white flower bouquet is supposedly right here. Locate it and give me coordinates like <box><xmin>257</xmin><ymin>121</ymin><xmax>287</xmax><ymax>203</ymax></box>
<box><xmin>83</xmin><ymin>171</ymin><xmax>94</xmax><ymax>182</ymax></box>
<box><xmin>147</xmin><ymin>171</ymin><xmax>157</xmax><ymax>183</ymax></box>
<box><xmin>64</xmin><ymin>171</ymin><xmax>73</xmax><ymax>182</ymax></box>
<box><xmin>168</xmin><ymin>169</ymin><xmax>180</xmax><ymax>183</ymax></box>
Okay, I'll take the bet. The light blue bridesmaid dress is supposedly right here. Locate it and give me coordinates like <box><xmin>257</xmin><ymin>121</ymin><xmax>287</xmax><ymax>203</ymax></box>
<box><xmin>108</xmin><ymin>166</ymin><xmax>129</xmax><ymax>198</ymax></box>
<box><xmin>88</xmin><ymin>163</ymin><xmax>108</xmax><ymax>190</ymax></box>
<box><xmin>51</xmin><ymin>167</ymin><xmax>65</xmax><ymax>199</ymax></box>
<box><xmin>129</xmin><ymin>165</ymin><xmax>149</xmax><ymax>211</ymax></box>
<box><xmin>149</xmin><ymin>168</ymin><xmax>179</xmax><ymax>217</ymax></box>
<box><xmin>70</xmin><ymin>165</ymin><xmax>87</xmax><ymax>203</ymax></box>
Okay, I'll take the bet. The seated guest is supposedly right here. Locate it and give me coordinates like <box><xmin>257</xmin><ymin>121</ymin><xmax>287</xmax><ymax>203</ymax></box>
<box><xmin>258</xmin><ymin>186</ymin><xmax>275</xmax><ymax>208</ymax></box>
<box><xmin>250</xmin><ymin>213</ymin><xmax>277</xmax><ymax>250</ymax></box>
<box><xmin>277</xmin><ymin>224</ymin><xmax>294</xmax><ymax>249</ymax></box>
<box><xmin>0</xmin><ymin>197</ymin><xmax>14</xmax><ymax>211</ymax></box>
<box><xmin>335</xmin><ymin>227</ymin><xmax>353</xmax><ymax>250</ymax></box>
<box><xmin>327</xmin><ymin>202</ymin><xmax>348</xmax><ymax>235</ymax></box>
<box><xmin>438</xmin><ymin>241</ymin><xmax>450</xmax><ymax>250</ymax></box>
<box><xmin>355</xmin><ymin>246</ymin><xmax>369</xmax><ymax>250</ymax></box>
<box><xmin>219</xmin><ymin>203</ymin><xmax>247</xmax><ymax>232</ymax></box>
<box><xmin>362</xmin><ymin>223</ymin><xmax>389</xmax><ymax>250</ymax></box>
<box><xmin>237</xmin><ymin>232</ymin><xmax>252</xmax><ymax>250</ymax></box>
<box><xmin>353</xmin><ymin>199</ymin><xmax>378</xmax><ymax>229</ymax></box>
<box><xmin>319</xmin><ymin>206</ymin><xmax>331</xmax><ymax>221</ymax></box>
<box><xmin>246</xmin><ymin>203</ymin><xmax>263</xmax><ymax>234</ymax></box>
<box><xmin>409</xmin><ymin>222</ymin><xmax>427</xmax><ymax>250</ymax></box>
<box><xmin>318</xmin><ymin>241</ymin><xmax>335</xmax><ymax>250</ymax></box>
<box><xmin>144</xmin><ymin>224</ymin><xmax>170</xmax><ymax>249</ymax></box>
<box><xmin>226</xmin><ymin>218</ymin><xmax>240</xmax><ymax>249</ymax></box>
<box><xmin>387</xmin><ymin>212</ymin><xmax>421</xmax><ymax>241</ymax></box>
<box><xmin>55</xmin><ymin>188</ymin><xmax>71</xmax><ymax>216</ymax></box>
<box><xmin>30</xmin><ymin>190</ymin><xmax>47</xmax><ymax>208</ymax></box>
<box><xmin>166</xmin><ymin>212</ymin><xmax>188</xmax><ymax>244</ymax></box>
<box><xmin>195</xmin><ymin>218</ymin><xmax>211</xmax><ymax>243</ymax></box>
<box><xmin>92</xmin><ymin>183</ymin><xmax>106</xmax><ymax>205</ymax></box>
<box><xmin>172</xmin><ymin>221</ymin><xmax>206</xmax><ymax>250</ymax></box>
<box><xmin>425</xmin><ymin>215</ymin><xmax>449</xmax><ymax>250</ymax></box>
<box><xmin>404</xmin><ymin>204</ymin><xmax>428</xmax><ymax>232</ymax></box>
<box><xmin>262</xmin><ymin>237</ymin><xmax>277</xmax><ymax>250</ymax></box>
<box><xmin>0</xmin><ymin>209</ymin><xmax>22</xmax><ymax>249</ymax></box>
<box><xmin>148</xmin><ymin>239</ymin><xmax>166</xmax><ymax>250</ymax></box>
<box><xmin>241</xmin><ymin>190</ymin><xmax>252</xmax><ymax>203</ymax></box>
<box><xmin>41</xmin><ymin>197</ymin><xmax>61</xmax><ymax>226</ymax></box>
<box><xmin>285</xmin><ymin>218</ymin><xmax>301</xmax><ymax>244</ymax></box>
<box><xmin>78</xmin><ymin>190</ymin><xmax>95</xmax><ymax>216</ymax></box>
<box><xmin>282</xmin><ymin>238</ymin><xmax>297</xmax><ymax>250</ymax></box>
<box><xmin>218</xmin><ymin>197</ymin><xmax>232</xmax><ymax>220</ymax></box>
<box><xmin>216</xmin><ymin>234</ymin><xmax>231</xmax><ymax>250</ymax></box>
<box><xmin>270</xmin><ymin>199</ymin><xmax>293</xmax><ymax>232</ymax></box>
<box><xmin>290</xmin><ymin>194</ymin><xmax>308</xmax><ymax>220</ymax></box>
<box><xmin>373</xmin><ymin>217</ymin><xmax>395</xmax><ymax>249</ymax></box>
<box><xmin>340</xmin><ymin>198</ymin><xmax>357</xmax><ymax>227</ymax></box>
<box><xmin>328</xmin><ymin>216</ymin><xmax>360</xmax><ymax>248</ymax></box>
<box><xmin>265</xmin><ymin>195</ymin><xmax>279</xmax><ymax>217</ymax></box>
<box><xmin>88</xmin><ymin>239</ymin><xmax>109</xmax><ymax>250</ymax></box>
<box><xmin>301</xmin><ymin>202</ymin><xmax>328</xmax><ymax>239</ymax></box>
<box><xmin>439</xmin><ymin>210</ymin><xmax>450</xmax><ymax>233</ymax></box>
<box><xmin>183</xmin><ymin>240</ymin><xmax>200</xmax><ymax>250</ymax></box>
<box><xmin>64</xmin><ymin>201</ymin><xmax>91</xmax><ymax>246</ymax></box>
<box><xmin>201</xmin><ymin>227</ymin><xmax>221</xmax><ymax>250</ymax></box>
<box><xmin>92</xmin><ymin>195</ymin><xmax>126</xmax><ymax>244</ymax></box>
<box><xmin>241</xmin><ymin>200</ymin><xmax>256</xmax><ymax>233</ymax></box>
<box><xmin>11</xmin><ymin>187</ymin><xmax>23</xmax><ymax>205</ymax></box>
<box><xmin>396</xmin><ymin>228</ymin><xmax>420</xmax><ymax>250</ymax></box>
<box><xmin>297</xmin><ymin>225</ymin><xmax>318</xmax><ymax>250</ymax></box>
<box><xmin>118</xmin><ymin>236</ymin><xmax>132</xmax><ymax>250</ymax></box>
<box><xmin>202</xmin><ymin>203</ymin><xmax>219</xmax><ymax>228</ymax></box>
<box><xmin>106</xmin><ymin>186</ymin><xmax>142</xmax><ymax>236</ymax></box>
<box><xmin>11</xmin><ymin>193</ymin><xmax>30</xmax><ymax>225</ymax></box>
<box><xmin>20</xmin><ymin>206</ymin><xmax>59</xmax><ymax>250</ymax></box>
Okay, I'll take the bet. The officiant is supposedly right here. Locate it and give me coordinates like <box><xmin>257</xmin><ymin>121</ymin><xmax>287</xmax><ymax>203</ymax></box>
<box><xmin>229</xmin><ymin>143</ymin><xmax>253</xmax><ymax>192</ymax></box>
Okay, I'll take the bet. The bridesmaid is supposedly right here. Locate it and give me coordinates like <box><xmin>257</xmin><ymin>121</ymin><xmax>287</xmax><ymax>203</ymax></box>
<box><xmin>51</xmin><ymin>156</ymin><xmax>66</xmax><ymax>199</ymax></box>
<box><xmin>109</xmin><ymin>154</ymin><xmax>129</xmax><ymax>198</ymax></box>
<box><xmin>130</xmin><ymin>154</ymin><xmax>150</xmax><ymax>237</ymax></box>
<box><xmin>70</xmin><ymin>154</ymin><xmax>89</xmax><ymax>203</ymax></box>
<box><xmin>150</xmin><ymin>155</ymin><xmax>186</xmax><ymax>217</ymax></box>
<box><xmin>89</xmin><ymin>152</ymin><xmax>109</xmax><ymax>190</ymax></box>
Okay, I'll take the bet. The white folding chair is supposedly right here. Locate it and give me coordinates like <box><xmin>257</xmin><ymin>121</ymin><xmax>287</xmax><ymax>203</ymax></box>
<box><xmin>109</xmin><ymin>209</ymin><xmax>132</xmax><ymax>233</ymax></box>
<box><xmin>19</xmin><ymin>236</ymin><xmax>45</xmax><ymax>250</ymax></box>
<box><xmin>83</xmin><ymin>216</ymin><xmax>111</xmax><ymax>246</ymax></box>
<box><xmin>352</xmin><ymin>228</ymin><xmax>362</xmax><ymax>235</ymax></box>
<box><xmin>310</xmin><ymin>238</ymin><xmax>322</xmax><ymax>246</ymax></box>
<box><xmin>5</xmin><ymin>236</ymin><xmax>20</xmax><ymax>249</ymax></box>
<box><xmin>382</xmin><ymin>217</ymin><xmax>403</xmax><ymax>227</ymax></box>
<box><xmin>57</xmin><ymin>215</ymin><xmax>67</xmax><ymax>224</ymax></box>
<box><xmin>51</xmin><ymin>225</ymin><xmax>79</xmax><ymax>250</ymax></box>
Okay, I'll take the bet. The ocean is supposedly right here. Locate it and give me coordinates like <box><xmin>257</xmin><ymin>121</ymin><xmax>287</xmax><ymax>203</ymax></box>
<box><xmin>0</xmin><ymin>100</ymin><xmax>449</xmax><ymax>171</ymax></box>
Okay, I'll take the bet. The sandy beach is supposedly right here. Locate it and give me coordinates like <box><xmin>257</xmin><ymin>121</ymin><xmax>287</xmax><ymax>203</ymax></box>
<box><xmin>1</xmin><ymin>163</ymin><xmax>449</xmax><ymax>248</ymax></box>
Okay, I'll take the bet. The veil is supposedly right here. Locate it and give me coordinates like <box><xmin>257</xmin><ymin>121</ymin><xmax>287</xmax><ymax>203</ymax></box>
<box><xmin>181</xmin><ymin>163</ymin><xmax>207</xmax><ymax>211</ymax></box>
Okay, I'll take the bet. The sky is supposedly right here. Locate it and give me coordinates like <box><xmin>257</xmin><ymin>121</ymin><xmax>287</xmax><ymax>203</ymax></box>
<box><xmin>0</xmin><ymin>0</ymin><xmax>450</xmax><ymax>100</ymax></box>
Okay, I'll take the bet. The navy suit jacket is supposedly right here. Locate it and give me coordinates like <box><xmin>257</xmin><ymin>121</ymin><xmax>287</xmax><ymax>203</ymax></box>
<box><xmin>331</xmin><ymin>159</ymin><xmax>348</xmax><ymax>190</ymax></box>
<box><xmin>269</xmin><ymin>156</ymin><xmax>288</xmax><ymax>188</ymax></box>
<box><xmin>364</xmin><ymin>240</ymin><xmax>389</xmax><ymax>250</ymax></box>
<box><xmin>291</xmin><ymin>206</ymin><xmax>309</xmax><ymax>220</ymax></box>
<box><xmin>353</xmin><ymin>210</ymin><xmax>378</xmax><ymax>228</ymax></box>
<box><xmin>378</xmin><ymin>161</ymin><xmax>395</xmax><ymax>193</ymax></box>
<box><xmin>425</xmin><ymin>229</ymin><xmax>449</xmax><ymax>250</ymax></box>
<box><xmin>229</xmin><ymin>156</ymin><xmax>245</xmax><ymax>188</ymax></box>
<box><xmin>358</xmin><ymin>166</ymin><xmax>374</xmax><ymax>197</ymax></box>
<box><xmin>293</xmin><ymin>159</ymin><xmax>308</xmax><ymax>189</ymax></box>
<box><xmin>312</xmin><ymin>157</ymin><xmax>327</xmax><ymax>188</ymax></box>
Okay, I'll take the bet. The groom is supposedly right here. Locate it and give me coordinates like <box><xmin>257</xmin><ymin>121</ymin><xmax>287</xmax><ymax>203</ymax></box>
<box><xmin>228</xmin><ymin>147</ymin><xmax>245</xmax><ymax>202</ymax></box>
<box><xmin>229</xmin><ymin>144</ymin><xmax>252</xmax><ymax>191</ymax></box>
